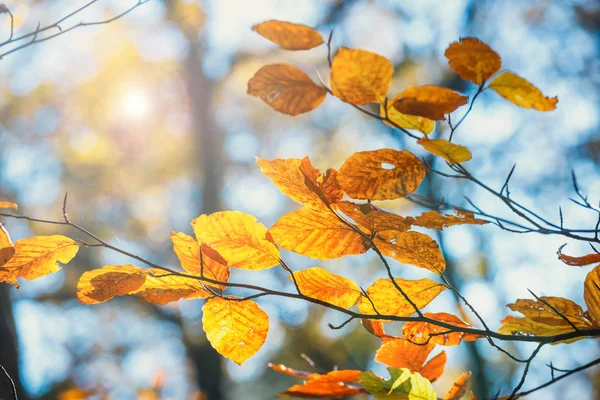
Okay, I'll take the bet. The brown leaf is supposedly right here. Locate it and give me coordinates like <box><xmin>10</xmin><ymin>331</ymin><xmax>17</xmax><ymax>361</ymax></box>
<box><xmin>248</xmin><ymin>63</ymin><xmax>327</xmax><ymax>116</ymax></box>
<box><xmin>375</xmin><ymin>231</ymin><xmax>446</xmax><ymax>274</ymax></box>
<box><xmin>393</xmin><ymin>85</ymin><xmax>468</xmax><ymax>120</ymax></box>
<box><xmin>584</xmin><ymin>265</ymin><xmax>600</xmax><ymax>326</ymax></box>
<box><xmin>444</xmin><ymin>37</ymin><xmax>502</xmax><ymax>84</ymax></box>
<box><xmin>489</xmin><ymin>71</ymin><xmax>558</xmax><ymax>111</ymax></box>
<box><xmin>445</xmin><ymin>372</ymin><xmax>473</xmax><ymax>400</ymax></box>
<box><xmin>413</xmin><ymin>210</ymin><xmax>488</xmax><ymax>230</ymax></box>
<box><xmin>77</xmin><ymin>265</ymin><xmax>147</xmax><ymax>304</ymax></box>
<box><xmin>557</xmin><ymin>245</ymin><xmax>600</xmax><ymax>267</ymax></box>
<box><xmin>252</xmin><ymin>20</ymin><xmax>323</xmax><ymax>50</ymax></box>
<box><xmin>375</xmin><ymin>339</ymin><xmax>446</xmax><ymax>382</ymax></box>
<box><xmin>402</xmin><ymin>312</ymin><xmax>482</xmax><ymax>346</ymax></box>
<box><xmin>334</xmin><ymin>202</ymin><xmax>414</xmax><ymax>236</ymax></box>
<box><xmin>380</xmin><ymin>94</ymin><xmax>435</xmax><ymax>134</ymax></box>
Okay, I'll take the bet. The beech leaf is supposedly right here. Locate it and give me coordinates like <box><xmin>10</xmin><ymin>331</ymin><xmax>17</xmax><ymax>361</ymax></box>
<box><xmin>252</xmin><ymin>20</ymin><xmax>323</xmax><ymax>50</ymax></box>
<box><xmin>444</xmin><ymin>37</ymin><xmax>501</xmax><ymax>84</ymax></box>
<box><xmin>489</xmin><ymin>71</ymin><xmax>557</xmax><ymax>111</ymax></box>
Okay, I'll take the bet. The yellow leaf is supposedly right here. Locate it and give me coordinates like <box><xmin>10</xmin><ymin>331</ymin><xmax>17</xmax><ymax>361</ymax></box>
<box><xmin>358</xmin><ymin>278</ymin><xmax>446</xmax><ymax>317</ymax></box>
<box><xmin>133</xmin><ymin>268</ymin><xmax>210</xmax><ymax>305</ymax></box>
<box><xmin>191</xmin><ymin>211</ymin><xmax>280</xmax><ymax>270</ymax></box>
<box><xmin>359</xmin><ymin>367</ymin><xmax>437</xmax><ymax>400</ymax></box>
<box><xmin>393</xmin><ymin>85</ymin><xmax>468</xmax><ymax>120</ymax></box>
<box><xmin>256</xmin><ymin>157</ymin><xmax>342</xmax><ymax>211</ymax></box>
<box><xmin>445</xmin><ymin>372</ymin><xmax>472</xmax><ymax>400</ymax></box>
<box><xmin>584</xmin><ymin>265</ymin><xmax>600</xmax><ymax>326</ymax></box>
<box><xmin>202</xmin><ymin>297</ymin><xmax>269</xmax><ymax>365</ymax></box>
<box><xmin>557</xmin><ymin>245</ymin><xmax>600</xmax><ymax>267</ymax></box>
<box><xmin>252</xmin><ymin>20</ymin><xmax>323</xmax><ymax>50</ymax></box>
<box><xmin>444</xmin><ymin>37</ymin><xmax>502</xmax><ymax>84</ymax></box>
<box><xmin>269</xmin><ymin>206</ymin><xmax>368</xmax><ymax>259</ymax></box>
<box><xmin>413</xmin><ymin>210</ymin><xmax>488</xmax><ymax>230</ymax></box>
<box><xmin>330</xmin><ymin>47</ymin><xmax>393</xmax><ymax>105</ymax></box>
<box><xmin>417</xmin><ymin>137</ymin><xmax>472</xmax><ymax>164</ymax></box>
<box><xmin>0</xmin><ymin>224</ymin><xmax>15</xmax><ymax>266</ymax></box>
<box><xmin>291</xmin><ymin>267</ymin><xmax>361</xmax><ymax>309</ymax></box>
<box><xmin>334</xmin><ymin>202</ymin><xmax>413</xmax><ymax>236</ymax></box>
<box><xmin>381</xmin><ymin>94</ymin><xmax>435</xmax><ymax>134</ymax></box>
<box><xmin>77</xmin><ymin>265</ymin><xmax>146</xmax><ymax>304</ymax></box>
<box><xmin>375</xmin><ymin>339</ymin><xmax>446</xmax><ymax>382</ymax></box>
<box><xmin>375</xmin><ymin>231</ymin><xmax>446</xmax><ymax>274</ymax></box>
<box><xmin>337</xmin><ymin>149</ymin><xmax>426</xmax><ymax>200</ymax></box>
<box><xmin>247</xmin><ymin>63</ymin><xmax>327</xmax><ymax>116</ymax></box>
<box><xmin>489</xmin><ymin>71</ymin><xmax>558</xmax><ymax>111</ymax></box>
<box><xmin>0</xmin><ymin>235</ymin><xmax>79</xmax><ymax>286</ymax></box>
<box><xmin>0</xmin><ymin>201</ymin><xmax>17</xmax><ymax>209</ymax></box>
<box><xmin>170</xmin><ymin>232</ymin><xmax>230</xmax><ymax>287</ymax></box>
<box><xmin>402</xmin><ymin>312</ymin><xmax>482</xmax><ymax>346</ymax></box>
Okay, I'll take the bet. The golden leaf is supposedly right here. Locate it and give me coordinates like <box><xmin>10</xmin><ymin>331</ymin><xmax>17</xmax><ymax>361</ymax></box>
<box><xmin>0</xmin><ymin>225</ymin><xmax>15</xmax><ymax>266</ymax></box>
<box><xmin>375</xmin><ymin>231</ymin><xmax>446</xmax><ymax>274</ymax></box>
<box><xmin>489</xmin><ymin>71</ymin><xmax>558</xmax><ymax>111</ymax></box>
<box><xmin>358</xmin><ymin>278</ymin><xmax>446</xmax><ymax>317</ymax></box>
<box><xmin>202</xmin><ymin>297</ymin><xmax>269</xmax><ymax>365</ymax></box>
<box><xmin>191</xmin><ymin>211</ymin><xmax>280</xmax><ymax>270</ymax></box>
<box><xmin>0</xmin><ymin>235</ymin><xmax>79</xmax><ymax>286</ymax></box>
<box><xmin>330</xmin><ymin>47</ymin><xmax>393</xmax><ymax>105</ymax></box>
<box><xmin>557</xmin><ymin>245</ymin><xmax>600</xmax><ymax>267</ymax></box>
<box><xmin>334</xmin><ymin>202</ymin><xmax>414</xmax><ymax>236</ymax></box>
<box><xmin>413</xmin><ymin>210</ymin><xmax>488</xmax><ymax>230</ymax></box>
<box><xmin>133</xmin><ymin>268</ymin><xmax>210</xmax><ymax>305</ymax></box>
<box><xmin>256</xmin><ymin>157</ymin><xmax>342</xmax><ymax>211</ymax></box>
<box><xmin>291</xmin><ymin>267</ymin><xmax>361</xmax><ymax>309</ymax></box>
<box><xmin>77</xmin><ymin>265</ymin><xmax>146</xmax><ymax>304</ymax></box>
<box><xmin>359</xmin><ymin>367</ymin><xmax>437</xmax><ymax>400</ymax></box>
<box><xmin>279</xmin><ymin>370</ymin><xmax>365</xmax><ymax>398</ymax></box>
<box><xmin>247</xmin><ymin>63</ymin><xmax>327</xmax><ymax>116</ymax></box>
<box><xmin>170</xmin><ymin>232</ymin><xmax>229</xmax><ymax>287</ymax></box>
<box><xmin>381</xmin><ymin>93</ymin><xmax>435</xmax><ymax>134</ymax></box>
<box><xmin>337</xmin><ymin>149</ymin><xmax>426</xmax><ymax>200</ymax></box>
<box><xmin>375</xmin><ymin>339</ymin><xmax>446</xmax><ymax>382</ymax></box>
<box><xmin>417</xmin><ymin>137</ymin><xmax>472</xmax><ymax>164</ymax></box>
<box><xmin>584</xmin><ymin>265</ymin><xmax>600</xmax><ymax>326</ymax></box>
<box><xmin>0</xmin><ymin>201</ymin><xmax>17</xmax><ymax>209</ymax></box>
<box><xmin>444</xmin><ymin>37</ymin><xmax>501</xmax><ymax>84</ymax></box>
<box><xmin>402</xmin><ymin>312</ymin><xmax>482</xmax><ymax>346</ymax></box>
<box><xmin>445</xmin><ymin>372</ymin><xmax>473</xmax><ymax>400</ymax></box>
<box><xmin>252</xmin><ymin>20</ymin><xmax>323</xmax><ymax>50</ymax></box>
<box><xmin>393</xmin><ymin>85</ymin><xmax>468</xmax><ymax>120</ymax></box>
<box><xmin>269</xmin><ymin>206</ymin><xmax>368</xmax><ymax>259</ymax></box>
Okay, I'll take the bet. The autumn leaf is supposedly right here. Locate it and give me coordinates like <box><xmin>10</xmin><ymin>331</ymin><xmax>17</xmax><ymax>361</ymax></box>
<box><xmin>557</xmin><ymin>245</ymin><xmax>600</xmax><ymax>267</ymax></box>
<box><xmin>247</xmin><ymin>63</ymin><xmax>327</xmax><ymax>116</ymax></box>
<box><xmin>330</xmin><ymin>47</ymin><xmax>393</xmax><ymax>105</ymax></box>
<box><xmin>170</xmin><ymin>232</ymin><xmax>230</xmax><ymax>287</ymax></box>
<box><xmin>393</xmin><ymin>85</ymin><xmax>468</xmax><ymax>120</ymax></box>
<box><xmin>402</xmin><ymin>312</ymin><xmax>482</xmax><ymax>346</ymax></box>
<box><xmin>192</xmin><ymin>211</ymin><xmax>280</xmax><ymax>270</ymax></box>
<box><xmin>278</xmin><ymin>370</ymin><xmax>365</xmax><ymax>398</ymax></box>
<box><xmin>444</xmin><ymin>37</ymin><xmax>501</xmax><ymax>84</ymax></box>
<box><xmin>359</xmin><ymin>367</ymin><xmax>437</xmax><ymax>400</ymax></box>
<box><xmin>362</xmin><ymin>319</ymin><xmax>397</xmax><ymax>341</ymax></box>
<box><xmin>0</xmin><ymin>202</ymin><xmax>17</xmax><ymax>209</ymax></box>
<box><xmin>417</xmin><ymin>137</ymin><xmax>472</xmax><ymax>164</ymax></box>
<box><xmin>269</xmin><ymin>206</ymin><xmax>368</xmax><ymax>259</ymax></box>
<box><xmin>291</xmin><ymin>267</ymin><xmax>361</xmax><ymax>309</ymax></box>
<box><xmin>375</xmin><ymin>231</ymin><xmax>446</xmax><ymax>274</ymax></box>
<box><xmin>375</xmin><ymin>339</ymin><xmax>446</xmax><ymax>382</ymax></box>
<box><xmin>252</xmin><ymin>20</ymin><xmax>323</xmax><ymax>50</ymax></box>
<box><xmin>257</xmin><ymin>157</ymin><xmax>342</xmax><ymax>211</ymax></box>
<box><xmin>0</xmin><ymin>235</ymin><xmax>79</xmax><ymax>286</ymax></box>
<box><xmin>358</xmin><ymin>278</ymin><xmax>446</xmax><ymax>317</ymax></box>
<box><xmin>489</xmin><ymin>71</ymin><xmax>558</xmax><ymax>111</ymax></box>
<box><xmin>0</xmin><ymin>225</ymin><xmax>15</xmax><ymax>266</ymax></box>
<box><xmin>584</xmin><ymin>265</ymin><xmax>600</xmax><ymax>326</ymax></box>
<box><xmin>445</xmin><ymin>372</ymin><xmax>473</xmax><ymax>400</ymax></box>
<box><xmin>413</xmin><ymin>210</ymin><xmax>488</xmax><ymax>230</ymax></box>
<box><xmin>202</xmin><ymin>297</ymin><xmax>269</xmax><ymax>365</ymax></box>
<box><xmin>380</xmin><ymin>94</ymin><xmax>435</xmax><ymax>134</ymax></box>
<box><xmin>77</xmin><ymin>265</ymin><xmax>146</xmax><ymax>304</ymax></box>
<box><xmin>337</xmin><ymin>149</ymin><xmax>426</xmax><ymax>200</ymax></box>
<box><xmin>334</xmin><ymin>202</ymin><xmax>414</xmax><ymax>236</ymax></box>
<box><xmin>269</xmin><ymin>363</ymin><xmax>315</xmax><ymax>379</ymax></box>
<box><xmin>133</xmin><ymin>268</ymin><xmax>210</xmax><ymax>305</ymax></box>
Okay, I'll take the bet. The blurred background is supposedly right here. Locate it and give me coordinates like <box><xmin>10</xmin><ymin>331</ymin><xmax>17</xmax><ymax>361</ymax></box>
<box><xmin>0</xmin><ymin>0</ymin><xmax>599</xmax><ymax>399</ymax></box>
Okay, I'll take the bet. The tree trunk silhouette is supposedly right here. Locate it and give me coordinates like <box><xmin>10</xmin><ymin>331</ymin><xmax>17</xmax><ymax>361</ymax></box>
<box><xmin>0</xmin><ymin>285</ymin><xmax>27</xmax><ymax>400</ymax></box>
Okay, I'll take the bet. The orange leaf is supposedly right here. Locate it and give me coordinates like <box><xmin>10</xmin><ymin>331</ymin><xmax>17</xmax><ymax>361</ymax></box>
<box><xmin>192</xmin><ymin>211</ymin><xmax>280</xmax><ymax>270</ymax></box>
<box><xmin>393</xmin><ymin>85</ymin><xmax>468</xmax><ymax>120</ymax></box>
<box><xmin>269</xmin><ymin>207</ymin><xmax>368</xmax><ymax>259</ymax></box>
<box><xmin>133</xmin><ymin>268</ymin><xmax>210</xmax><ymax>305</ymax></box>
<box><xmin>291</xmin><ymin>267</ymin><xmax>361</xmax><ymax>309</ymax></box>
<box><xmin>248</xmin><ymin>63</ymin><xmax>327</xmax><ymax>116</ymax></box>
<box><xmin>380</xmin><ymin>94</ymin><xmax>435</xmax><ymax>134</ymax></box>
<box><xmin>329</xmin><ymin>47</ymin><xmax>393</xmax><ymax>105</ymax></box>
<box><xmin>489</xmin><ymin>71</ymin><xmax>558</xmax><ymax>111</ymax></box>
<box><xmin>337</xmin><ymin>149</ymin><xmax>426</xmax><ymax>200</ymax></box>
<box><xmin>77</xmin><ymin>265</ymin><xmax>146</xmax><ymax>304</ymax></box>
<box><xmin>358</xmin><ymin>278</ymin><xmax>446</xmax><ymax>317</ymax></box>
<box><xmin>402</xmin><ymin>312</ymin><xmax>482</xmax><ymax>346</ymax></box>
<box><xmin>0</xmin><ymin>235</ymin><xmax>79</xmax><ymax>286</ymax></box>
<box><xmin>280</xmin><ymin>372</ymin><xmax>365</xmax><ymax>398</ymax></box>
<box><xmin>557</xmin><ymin>245</ymin><xmax>600</xmax><ymax>267</ymax></box>
<box><xmin>445</xmin><ymin>372</ymin><xmax>472</xmax><ymax>400</ymax></box>
<box><xmin>170</xmin><ymin>232</ymin><xmax>229</xmax><ymax>287</ymax></box>
<box><xmin>257</xmin><ymin>157</ymin><xmax>342</xmax><ymax>211</ymax></box>
<box><xmin>375</xmin><ymin>231</ymin><xmax>446</xmax><ymax>274</ymax></box>
<box><xmin>417</xmin><ymin>137</ymin><xmax>472</xmax><ymax>164</ymax></box>
<box><xmin>0</xmin><ymin>201</ymin><xmax>17</xmax><ymax>209</ymax></box>
<box><xmin>361</xmin><ymin>319</ymin><xmax>394</xmax><ymax>341</ymax></box>
<box><xmin>375</xmin><ymin>339</ymin><xmax>446</xmax><ymax>382</ymax></box>
<box><xmin>202</xmin><ymin>297</ymin><xmax>269</xmax><ymax>365</ymax></box>
<box><xmin>268</xmin><ymin>363</ymin><xmax>315</xmax><ymax>379</ymax></box>
<box><xmin>252</xmin><ymin>20</ymin><xmax>323</xmax><ymax>50</ymax></box>
<box><xmin>413</xmin><ymin>210</ymin><xmax>488</xmax><ymax>230</ymax></box>
<box><xmin>0</xmin><ymin>224</ymin><xmax>15</xmax><ymax>266</ymax></box>
<box><xmin>584</xmin><ymin>265</ymin><xmax>600</xmax><ymax>326</ymax></box>
<box><xmin>334</xmin><ymin>202</ymin><xmax>413</xmax><ymax>236</ymax></box>
<box><xmin>444</xmin><ymin>37</ymin><xmax>501</xmax><ymax>84</ymax></box>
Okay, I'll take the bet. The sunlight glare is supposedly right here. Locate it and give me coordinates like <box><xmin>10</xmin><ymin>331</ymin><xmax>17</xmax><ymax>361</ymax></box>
<box><xmin>119</xmin><ymin>87</ymin><xmax>152</xmax><ymax>122</ymax></box>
